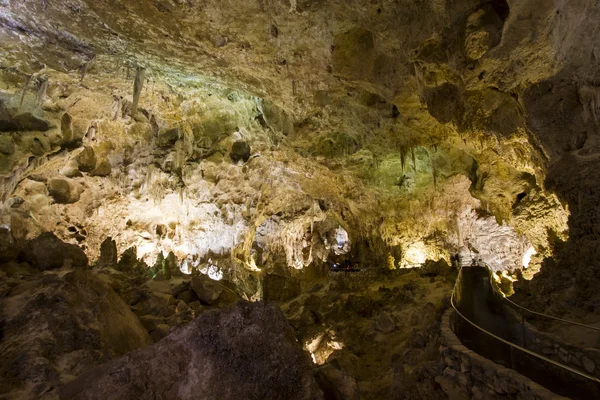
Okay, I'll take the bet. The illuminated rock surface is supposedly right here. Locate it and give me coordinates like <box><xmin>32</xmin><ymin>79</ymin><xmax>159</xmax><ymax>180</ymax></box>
<box><xmin>0</xmin><ymin>0</ymin><xmax>599</xmax><ymax>398</ymax></box>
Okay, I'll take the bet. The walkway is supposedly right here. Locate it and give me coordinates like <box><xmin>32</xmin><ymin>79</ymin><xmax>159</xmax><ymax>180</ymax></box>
<box><xmin>451</xmin><ymin>266</ymin><xmax>600</xmax><ymax>399</ymax></box>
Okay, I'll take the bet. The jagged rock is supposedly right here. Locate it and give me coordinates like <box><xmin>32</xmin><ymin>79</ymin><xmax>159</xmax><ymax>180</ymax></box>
<box><xmin>150</xmin><ymin>323</ymin><xmax>171</xmax><ymax>342</ymax></box>
<box><xmin>75</xmin><ymin>146</ymin><xmax>97</xmax><ymax>172</ymax></box>
<box><xmin>98</xmin><ymin>237</ymin><xmax>118</xmax><ymax>268</ymax></box>
<box><xmin>419</xmin><ymin>259</ymin><xmax>452</xmax><ymax>278</ymax></box>
<box><xmin>230</xmin><ymin>140</ymin><xmax>251</xmax><ymax>163</ymax></box>
<box><xmin>0</xmin><ymin>135</ymin><xmax>15</xmax><ymax>155</ymax></box>
<box><xmin>191</xmin><ymin>275</ymin><xmax>224</xmax><ymax>305</ymax></box>
<box><xmin>158</xmin><ymin>127</ymin><xmax>180</xmax><ymax>148</ymax></box>
<box><xmin>315</xmin><ymin>364</ymin><xmax>360</xmax><ymax>400</ymax></box>
<box><xmin>29</xmin><ymin>135</ymin><xmax>50</xmax><ymax>156</ymax></box>
<box><xmin>90</xmin><ymin>158</ymin><xmax>111</xmax><ymax>177</ymax></box>
<box><xmin>176</xmin><ymin>300</ymin><xmax>190</xmax><ymax>312</ymax></box>
<box><xmin>60</xmin><ymin>159</ymin><xmax>83</xmax><ymax>178</ymax></box>
<box><xmin>139</xmin><ymin>315</ymin><xmax>164</xmax><ymax>332</ymax></box>
<box><xmin>47</xmin><ymin>177</ymin><xmax>81</xmax><ymax>204</ymax></box>
<box><xmin>19</xmin><ymin>232</ymin><xmax>88</xmax><ymax>270</ymax></box>
<box><xmin>345</xmin><ymin>294</ymin><xmax>375</xmax><ymax>317</ymax></box>
<box><xmin>0</xmin><ymin>227</ymin><xmax>18</xmax><ymax>263</ymax></box>
<box><xmin>0</xmin><ymin>269</ymin><xmax>151</xmax><ymax>399</ymax></box>
<box><xmin>263</xmin><ymin>273</ymin><xmax>301</xmax><ymax>302</ymax></box>
<box><xmin>59</xmin><ymin>302</ymin><xmax>323</xmax><ymax>400</ymax></box>
<box><xmin>0</xmin><ymin>112</ymin><xmax>50</xmax><ymax>132</ymax></box>
<box><xmin>176</xmin><ymin>289</ymin><xmax>198</xmax><ymax>304</ymax></box>
<box><xmin>373</xmin><ymin>312</ymin><xmax>396</xmax><ymax>333</ymax></box>
<box><xmin>139</xmin><ymin>292</ymin><xmax>176</xmax><ymax>317</ymax></box>
<box><xmin>117</xmin><ymin>246</ymin><xmax>140</xmax><ymax>271</ymax></box>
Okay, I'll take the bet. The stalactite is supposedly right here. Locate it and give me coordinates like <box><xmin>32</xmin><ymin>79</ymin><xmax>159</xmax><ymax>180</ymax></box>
<box><xmin>35</xmin><ymin>77</ymin><xmax>48</xmax><ymax>106</ymax></box>
<box><xmin>19</xmin><ymin>75</ymin><xmax>32</xmax><ymax>111</ymax></box>
<box><xmin>131</xmin><ymin>66</ymin><xmax>146</xmax><ymax>117</ymax></box>
<box><xmin>400</xmin><ymin>146</ymin><xmax>406</xmax><ymax>173</ymax></box>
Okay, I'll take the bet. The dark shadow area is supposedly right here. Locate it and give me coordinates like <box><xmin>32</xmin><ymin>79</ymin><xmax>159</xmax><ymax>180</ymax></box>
<box><xmin>454</xmin><ymin>267</ymin><xmax>600</xmax><ymax>399</ymax></box>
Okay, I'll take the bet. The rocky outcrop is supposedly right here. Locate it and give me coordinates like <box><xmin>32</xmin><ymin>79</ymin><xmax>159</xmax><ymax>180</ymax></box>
<box><xmin>263</xmin><ymin>273</ymin><xmax>301</xmax><ymax>302</ymax></box>
<box><xmin>19</xmin><ymin>232</ymin><xmax>88</xmax><ymax>270</ymax></box>
<box><xmin>0</xmin><ymin>267</ymin><xmax>152</xmax><ymax>399</ymax></box>
<box><xmin>60</xmin><ymin>302</ymin><xmax>323</xmax><ymax>400</ymax></box>
<box><xmin>47</xmin><ymin>177</ymin><xmax>81</xmax><ymax>204</ymax></box>
<box><xmin>190</xmin><ymin>275</ymin><xmax>224</xmax><ymax>304</ymax></box>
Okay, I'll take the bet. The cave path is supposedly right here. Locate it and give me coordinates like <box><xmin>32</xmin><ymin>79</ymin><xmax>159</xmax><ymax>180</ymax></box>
<box><xmin>452</xmin><ymin>266</ymin><xmax>600</xmax><ymax>399</ymax></box>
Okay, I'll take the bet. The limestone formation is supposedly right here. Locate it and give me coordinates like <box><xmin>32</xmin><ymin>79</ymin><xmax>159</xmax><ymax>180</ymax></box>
<box><xmin>0</xmin><ymin>0</ymin><xmax>599</xmax><ymax>398</ymax></box>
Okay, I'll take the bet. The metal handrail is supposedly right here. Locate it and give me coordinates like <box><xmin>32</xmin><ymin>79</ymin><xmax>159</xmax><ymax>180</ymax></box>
<box><xmin>499</xmin><ymin>292</ymin><xmax>600</xmax><ymax>333</ymax></box>
<box><xmin>476</xmin><ymin>261</ymin><xmax>600</xmax><ymax>333</ymax></box>
<box><xmin>450</xmin><ymin>267</ymin><xmax>600</xmax><ymax>385</ymax></box>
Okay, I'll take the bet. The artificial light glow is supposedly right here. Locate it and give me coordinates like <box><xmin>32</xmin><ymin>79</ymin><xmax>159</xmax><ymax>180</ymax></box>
<box><xmin>522</xmin><ymin>246</ymin><xmax>536</xmax><ymax>269</ymax></box>
<box><xmin>304</xmin><ymin>330</ymin><xmax>344</xmax><ymax>365</ymax></box>
<box><xmin>402</xmin><ymin>241</ymin><xmax>432</xmax><ymax>268</ymax></box>
<box><xmin>200</xmin><ymin>259</ymin><xmax>223</xmax><ymax>280</ymax></box>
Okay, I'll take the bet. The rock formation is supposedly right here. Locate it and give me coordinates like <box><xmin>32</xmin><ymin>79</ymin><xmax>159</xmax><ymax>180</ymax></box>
<box><xmin>1</xmin><ymin>0</ymin><xmax>600</xmax><ymax>398</ymax></box>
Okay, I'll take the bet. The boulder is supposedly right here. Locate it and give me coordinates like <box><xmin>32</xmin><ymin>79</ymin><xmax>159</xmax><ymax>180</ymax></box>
<box><xmin>75</xmin><ymin>146</ymin><xmax>97</xmax><ymax>172</ymax></box>
<box><xmin>0</xmin><ymin>269</ymin><xmax>152</xmax><ymax>399</ymax></box>
<box><xmin>60</xmin><ymin>159</ymin><xmax>83</xmax><ymax>178</ymax></box>
<box><xmin>0</xmin><ymin>112</ymin><xmax>50</xmax><ymax>132</ymax></box>
<box><xmin>90</xmin><ymin>158</ymin><xmax>111</xmax><ymax>177</ymax></box>
<box><xmin>230</xmin><ymin>140</ymin><xmax>251</xmax><ymax>163</ymax></box>
<box><xmin>263</xmin><ymin>273</ymin><xmax>301</xmax><ymax>302</ymax></box>
<box><xmin>98</xmin><ymin>237</ymin><xmax>118</xmax><ymax>268</ymax></box>
<box><xmin>176</xmin><ymin>289</ymin><xmax>198</xmax><ymax>304</ymax></box>
<box><xmin>150</xmin><ymin>324</ymin><xmax>171</xmax><ymax>342</ymax></box>
<box><xmin>19</xmin><ymin>232</ymin><xmax>88</xmax><ymax>270</ymax></box>
<box><xmin>139</xmin><ymin>315</ymin><xmax>164</xmax><ymax>332</ymax></box>
<box><xmin>0</xmin><ymin>135</ymin><xmax>15</xmax><ymax>155</ymax></box>
<box><xmin>191</xmin><ymin>275</ymin><xmax>224</xmax><ymax>305</ymax></box>
<box><xmin>60</xmin><ymin>302</ymin><xmax>323</xmax><ymax>400</ymax></box>
<box><xmin>345</xmin><ymin>294</ymin><xmax>375</xmax><ymax>317</ymax></box>
<box><xmin>139</xmin><ymin>292</ymin><xmax>176</xmax><ymax>317</ymax></box>
<box><xmin>373</xmin><ymin>312</ymin><xmax>396</xmax><ymax>333</ymax></box>
<box><xmin>47</xmin><ymin>177</ymin><xmax>81</xmax><ymax>204</ymax></box>
<box><xmin>29</xmin><ymin>135</ymin><xmax>50</xmax><ymax>156</ymax></box>
<box><xmin>0</xmin><ymin>227</ymin><xmax>18</xmax><ymax>263</ymax></box>
<box><xmin>315</xmin><ymin>364</ymin><xmax>360</xmax><ymax>400</ymax></box>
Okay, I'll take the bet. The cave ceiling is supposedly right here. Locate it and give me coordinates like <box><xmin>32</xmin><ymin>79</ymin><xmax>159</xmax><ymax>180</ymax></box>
<box><xmin>2</xmin><ymin>0</ymin><xmax>598</xmax><ymax>274</ymax></box>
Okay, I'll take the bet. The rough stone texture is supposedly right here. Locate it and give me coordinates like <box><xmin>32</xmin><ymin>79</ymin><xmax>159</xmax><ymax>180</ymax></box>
<box><xmin>263</xmin><ymin>273</ymin><xmax>301</xmax><ymax>302</ymax></box>
<box><xmin>315</xmin><ymin>364</ymin><xmax>360</xmax><ymax>400</ymax></box>
<box><xmin>230</xmin><ymin>140</ymin><xmax>251</xmax><ymax>163</ymax></box>
<box><xmin>190</xmin><ymin>275</ymin><xmax>224</xmax><ymax>305</ymax></box>
<box><xmin>19</xmin><ymin>232</ymin><xmax>88</xmax><ymax>270</ymax></box>
<box><xmin>47</xmin><ymin>177</ymin><xmax>81</xmax><ymax>204</ymax></box>
<box><xmin>98</xmin><ymin>236</ymin><xmax>117</xmax><ymax>267</ymax></box>
<box><xmin>59</xmin><ymin>302</ymin><xmax>323</xmax><ymax>400</ymax></box>
<box><xmin>75</xmin><ymin>146</ymin><xmax>97</xmax><ymax>172</ymax></box>
<box><xmin>0</xmin><ymin>226</ymin><xmax>18</xmax><ymax>262</ymax></box>
<box><xmin>0</xmin><ymin>134</ymin><xmax>15</xmax><ymax>155</ymax></box>
<box><xmin>373</xmin><ymin>311</ymin><xmax>396</xmax><ymax>333</ymax></box>
<box><xmin>439</xmin><ymin>309</ymin><xmax>568</xmax><ymax>400</ymax></box>
<box><xmin>0</xmin><ymin>268</ymin><xmax>152</xmax><ymax>399</ymax></box>
<box><xmin>90</xmin><ymin>158</ymin><xmax>111</xmax><ymax>177</ymax></box>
